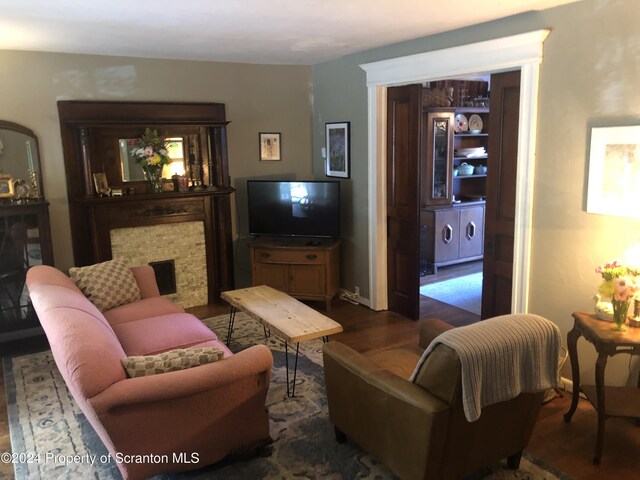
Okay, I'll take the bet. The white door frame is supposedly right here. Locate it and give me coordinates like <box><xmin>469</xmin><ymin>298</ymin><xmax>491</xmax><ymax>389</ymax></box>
<box><xmin>360</xmin><ymin>30</ymin><xmax>550</xmax><ymax>312</ymax></box>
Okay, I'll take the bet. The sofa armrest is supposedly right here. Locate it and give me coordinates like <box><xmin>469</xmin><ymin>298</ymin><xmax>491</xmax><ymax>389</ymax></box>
<box><xmin>419</xmin><ymin>318</ymin><xmax>454</xmax><ymax>349</ymax></box>
<box><xmin>86</xmin><ymin>344</ymin><xmax>273</xmax><ymax>480</ymax></box>
<box><xmin>89</xmin><ymin>344</ymin><xmax>272</xmax><ymax>412</ymax></box>
<box><xmin>130</xmin><ymin>265</ymin><xmax>160</xmax><ymax>299</ymax></box>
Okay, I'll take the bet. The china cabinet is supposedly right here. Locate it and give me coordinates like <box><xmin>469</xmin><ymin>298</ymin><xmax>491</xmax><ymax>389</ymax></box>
<box><xmin>0</xmin><ymin>121</ymin><xmax>53</xmax><ymax>341</ymax></box>
<box><xmin>421</xmin><ymin>106</ymin><xmax>489</xmax><ymax>273</ymax></box>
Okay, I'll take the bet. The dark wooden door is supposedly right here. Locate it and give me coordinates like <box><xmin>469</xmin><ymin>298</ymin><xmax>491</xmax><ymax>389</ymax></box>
<box><xmin>481</xmin><ymin>70</ymin><xmax>521</xmax><ymax>318</ymax></box>
<box><xmin>387</xmin><ymin>84</ymin><xmax>422</xmax><ymax>320</ymax></box>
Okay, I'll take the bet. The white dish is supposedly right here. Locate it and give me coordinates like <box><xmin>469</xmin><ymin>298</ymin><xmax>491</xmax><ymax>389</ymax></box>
<box><xmin>456</xmin><ymin>147</ymin><xmax>486</xmax><ymax>157</ymax></box>
<box><xmin>468</xmin><ymin>114</ymin><xmax>483</xmax><ymax>133</ymax></box>
<box><xmin>454</xmin><ymin>114</ymin><xmax>468</xmax><ymax>133</ymax></box>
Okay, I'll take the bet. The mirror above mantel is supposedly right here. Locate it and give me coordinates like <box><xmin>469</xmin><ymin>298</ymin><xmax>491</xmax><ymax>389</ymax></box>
<box><xmin>57</xmin><ymin>101</ymin><xmax>232</xmax><ymax>197</ymax></box>
<box><xmin>119</xmin><ymin>137</ymin><xmax>186</xmax><ymax>181</ymax></box>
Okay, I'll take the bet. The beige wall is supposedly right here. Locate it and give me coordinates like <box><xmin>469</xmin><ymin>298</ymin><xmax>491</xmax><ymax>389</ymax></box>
<box><xmin>0</xmin><ymin>50</ymin><xmax>312</xmax><ymax>273</ymax></box>
<box><xmin>312</xmin><ymin>0</ymin><xmax>640</xmax><ymax>385</ymax></box>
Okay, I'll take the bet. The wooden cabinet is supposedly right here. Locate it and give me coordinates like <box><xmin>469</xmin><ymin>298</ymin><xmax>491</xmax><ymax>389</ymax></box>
<box><xmin>421</xmin><ymin>204</ymin><xmax>484</xmax><ymax>273</ymax></box>
<box><xmin>250</xmin><ymin>238</ymin><xmax>340</xmax><ymax>310</ymax></box>
<box><xmin>0</xmin><ymin>201</ymin><xmax>54</xmax><ymax>341</ymax></box>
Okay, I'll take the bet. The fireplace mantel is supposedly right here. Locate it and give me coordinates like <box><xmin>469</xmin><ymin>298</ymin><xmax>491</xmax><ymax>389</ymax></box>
<box><xmin>58</xmin><ymin>101</ymin><xmax>235</xmax><ymax>303</ymax></box>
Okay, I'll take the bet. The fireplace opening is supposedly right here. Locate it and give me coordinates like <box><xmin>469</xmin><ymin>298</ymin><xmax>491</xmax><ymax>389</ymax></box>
<box><xmin>149</xmin><ymin>260</ymin><xmax>177</xmax><ymax>295</ymax></box>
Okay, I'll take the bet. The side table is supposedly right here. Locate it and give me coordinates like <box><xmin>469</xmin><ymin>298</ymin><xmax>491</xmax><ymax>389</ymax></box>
<box><xmin>563</xmin><ymin>311</ymin><xmax>640</xmax><ymax>464</ymax></box>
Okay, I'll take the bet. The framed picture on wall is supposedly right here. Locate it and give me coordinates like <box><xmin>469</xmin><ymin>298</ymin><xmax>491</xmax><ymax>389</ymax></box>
<box><xmin>325</xmin><ymin>122</ymin><xmax>350</xmax><ymax>178</ymax></box>
<box><xmin>586</xmin><ymin>125</ymin><xmax>640</xmax><ymax>218</ymax></box>
<box><xmin>259</xmin><ymin>132</ymin><xmax>281</xmax><ymax>161</ymax></box>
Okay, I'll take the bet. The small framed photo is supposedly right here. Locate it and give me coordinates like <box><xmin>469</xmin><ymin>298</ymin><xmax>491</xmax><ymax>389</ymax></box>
<box><xmin>325</xmin><ymin>122</ymin><xmax>350</xmax><ymax>178</ymax></box>
<box><xmin>0</xmin><ymin>174</ymin><xmax>14</xmax><ymax>198</ymax></box>
<box><xmin>586</xmin><ymin>125</ymin><xmax>640</xmax><ymax>217</ymax></box>
<box><xmin>93</xmin><ymin>172</ymin><xmax>111</xmax><ymax>197</ymax></box>
<box><xmin>259</xmin><ymin>132</ymin><xmax>281</xmax><ymax>161</ymax></box>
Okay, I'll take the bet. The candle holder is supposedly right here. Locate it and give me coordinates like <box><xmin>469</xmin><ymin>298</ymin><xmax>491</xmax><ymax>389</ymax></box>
<box><xmin>28</xmin><ymin>169</ymin><xmax>41</xmax><ymax>199</ymax></box>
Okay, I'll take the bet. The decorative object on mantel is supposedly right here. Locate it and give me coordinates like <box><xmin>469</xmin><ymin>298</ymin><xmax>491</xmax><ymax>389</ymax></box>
<box><xmin>595</xmin><ymin>260</ymin><xmax>639</xmax><ymax>331</ymax></box>
<box><xmin>129</xmin><ymin>128</ymin><xmax>171</xmax><ymax>193</ymax></box>
<box><xmin>0</xmin><ymin>173</ymin><xmax>14</xmax><ymax>199</ymax></box>
<box><xmin>188</xmin><ymin>152</ymin><xmax>205</xmax><ymax>191</ymax></box>
<box><xmin>12</xmin><ymin>178</ymin><xmax>30</xmax><ymax>203</ymax></box>
<box><xmin>92</xmin><ymin>172</ymin><xmax>111</xmax><ymax>197</ymax></box>
<box><xmin>25</xmin><ymin>138</ymin><xmax>41</xmax><ymax>199</ymax></box>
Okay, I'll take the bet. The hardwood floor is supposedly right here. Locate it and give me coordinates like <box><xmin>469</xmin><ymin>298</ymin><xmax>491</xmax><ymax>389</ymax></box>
<box><xmin>2</xmin><ymin>297</ymin><xmax>639</xmax><ymax>479</ymax></box>
<box><xmin>420</xmin><ymin>259</ymin><xmax>483</xmax><ymax>286</ymax></box>
<box><xmin>420</xmin><ymin>260</ymin><xmax>482</xmax><ymax>325</ymax></box>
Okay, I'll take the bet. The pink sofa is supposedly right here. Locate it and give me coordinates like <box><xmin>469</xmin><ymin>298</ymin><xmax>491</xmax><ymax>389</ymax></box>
<box><xmin>26</xmin><ymin>265</ymin><xmax>273</xmax><ymax>480</ymax></box>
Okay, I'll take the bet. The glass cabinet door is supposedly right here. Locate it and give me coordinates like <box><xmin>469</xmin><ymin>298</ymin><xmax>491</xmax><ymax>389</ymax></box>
<box><xmin>423</xmin><ymin>110</ymin><xmax>454</xmax><ymax>206</ymax></box>
<box><xmin>0</xmin><ymin>202</ymin><xmax>53</xmax><ymax>340</ymax></box>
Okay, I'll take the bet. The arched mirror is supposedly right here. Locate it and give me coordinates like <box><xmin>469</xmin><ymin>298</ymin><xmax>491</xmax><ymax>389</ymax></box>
<box><xmin>0</xmin><ymin>120</ymin><xmax>44</xmax><ymax>201</ymax></box>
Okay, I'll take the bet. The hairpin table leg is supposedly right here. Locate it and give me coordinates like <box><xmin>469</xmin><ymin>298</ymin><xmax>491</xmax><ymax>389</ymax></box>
<box><xmin>284</xmin><ymin>341</ymin><xmax>301</xmax><ymax>397</ymax></box>
<box><xmin>226</xmin><ymin>306</ymin><xmax>236</xmax><ymax>346</ymax></box>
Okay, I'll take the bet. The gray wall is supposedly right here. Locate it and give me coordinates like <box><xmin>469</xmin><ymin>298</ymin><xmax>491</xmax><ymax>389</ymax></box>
<box><xmin>311</xmin><ymin>0</ymin><xmax>640</xmax><ymax>385</ymax></box>
<box><xmin>0</xmin><ymin>51</ymin><xmax>313</xmax><ymax>281</ymax></box>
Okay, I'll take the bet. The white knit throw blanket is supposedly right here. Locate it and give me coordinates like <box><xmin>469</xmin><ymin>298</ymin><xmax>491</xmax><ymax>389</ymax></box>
<box><xmin>410</xmin><ymin>314</ymin><xmax>561</xmax><ymax>422</ymax></box>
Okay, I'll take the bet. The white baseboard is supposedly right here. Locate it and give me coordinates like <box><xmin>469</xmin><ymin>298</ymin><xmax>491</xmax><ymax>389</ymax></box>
<box><xmin>338</xmin><ymin>288</ymin><xmax>371</xmax><ymax>308</ymax></box>
<box><xmin>558</xmin><ymin>376</ymin><xmax>587</xmax><ymax>399</ymax></box>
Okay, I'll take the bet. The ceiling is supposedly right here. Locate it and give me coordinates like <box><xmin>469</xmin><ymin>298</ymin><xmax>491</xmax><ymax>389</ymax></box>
<box><xmin>0</xmin><ymin>0</ymin><xmax>580</xmax><ymax>65</ymax></box>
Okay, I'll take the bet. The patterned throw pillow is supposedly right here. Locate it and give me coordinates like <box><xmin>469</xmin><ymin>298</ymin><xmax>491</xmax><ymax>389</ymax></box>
<box><xmin>69</xmin><ymin>258</ymin><xmax>140</xmax><ymax>312</ymax></box>
<box><xmin>121</xmin><ymin>348</ymin><xmax>225</xmax><ymax>377</ymax></box>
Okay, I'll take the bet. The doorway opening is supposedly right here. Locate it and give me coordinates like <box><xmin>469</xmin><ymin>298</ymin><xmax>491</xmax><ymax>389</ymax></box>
<box><xmin>419</xmin><ymin>76</ymin><xmax>489</xmax><ymax>319</ymax></box>
<box><xmin>360</xmin><ymin>30</ymin><xmax>549</xmax><ymax>319</ymax></box>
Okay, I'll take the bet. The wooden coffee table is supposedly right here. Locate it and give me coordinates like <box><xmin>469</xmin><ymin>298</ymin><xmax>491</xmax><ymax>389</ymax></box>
<box><xmin>220</xmin><ymin>285</ymin><xmax>343</xmax><ymax>396</ymax></box>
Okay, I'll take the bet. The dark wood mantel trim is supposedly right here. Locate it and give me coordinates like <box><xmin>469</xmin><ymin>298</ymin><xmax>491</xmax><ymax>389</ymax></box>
<box><xmin>58</xmin><ymin>101</ymin><xmax>228</xmax><ymax>126</ymax></box>
<box><xmin>72</xmin><ymin>187</ymin><xmax>235</xmax><ymax>205</ymax></box>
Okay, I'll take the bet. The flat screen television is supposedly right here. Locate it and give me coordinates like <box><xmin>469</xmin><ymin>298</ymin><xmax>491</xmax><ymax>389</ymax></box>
<box><xmin>247</xmin><ymin>180</ymin><xmax>340</xmax><ymax>238</ymax></box>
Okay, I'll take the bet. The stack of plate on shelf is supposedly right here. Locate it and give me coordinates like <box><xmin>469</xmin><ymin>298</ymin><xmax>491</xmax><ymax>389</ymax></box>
<box><xmin>455</xmin><ymin>147</ymin><xmax>486</xmax><ymax>158</ymax></box>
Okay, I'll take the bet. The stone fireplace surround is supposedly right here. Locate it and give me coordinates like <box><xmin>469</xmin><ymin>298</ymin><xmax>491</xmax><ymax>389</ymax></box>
<box><xmin>111</xmin><ymin>222</ymin><xmax>207</xmax><ymax>308</ymax></box>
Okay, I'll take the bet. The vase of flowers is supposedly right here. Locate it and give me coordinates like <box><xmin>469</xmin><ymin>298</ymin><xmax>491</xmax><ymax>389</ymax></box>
<box><xmin>129</xmin><ymin>128</ymin><xmax>171</xmax><ymax>193</ymax></box>
<box><xmin>595</xmin><ymin>261</ymin><xmax>639</xmax><ymax>331</ymax></box>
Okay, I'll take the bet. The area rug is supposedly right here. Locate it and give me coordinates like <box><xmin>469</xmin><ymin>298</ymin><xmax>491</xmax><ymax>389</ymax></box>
<box><xmin>420</xmin><ymin>272</ymin><xmax>482</xmax><ymax>315</ymax></box>
<box><xmin>3</xmin><ymin>312</ymin><xmax>567</xmax><ymax>479</ymax></box>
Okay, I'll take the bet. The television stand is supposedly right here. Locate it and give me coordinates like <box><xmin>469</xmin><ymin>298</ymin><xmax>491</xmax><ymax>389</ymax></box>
<box><xmin>249</xmin><ymin>237</ymin><xmax>340</xmax><ymax>310</ymax></box>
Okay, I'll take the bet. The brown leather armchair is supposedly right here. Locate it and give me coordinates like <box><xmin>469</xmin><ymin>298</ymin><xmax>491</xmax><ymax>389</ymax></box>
<box><xmin>323</xmin><ymin>318</ymin><xmax>546</xmax><ymax>480</ymax></box>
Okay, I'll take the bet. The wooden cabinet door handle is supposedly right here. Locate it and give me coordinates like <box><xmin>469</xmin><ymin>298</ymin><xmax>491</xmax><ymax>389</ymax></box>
<box><xmin>442</xmin><ymin>224</ymin><xmax>453</xmax><ymax>244</ymax></box>
<box><xmin>306</xmin><ymin>254</ymin><xmax>317</xmax><ymax>260</ymax></box>
<box><xmin>466</xmin><ymin>221</ymin><xmax>476</xmax><ymax>240</ymax></box>
<box><xmin>260</xmin><ymin>252</ymin><xmax>271</xmax><ymax>259</ymax></box>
